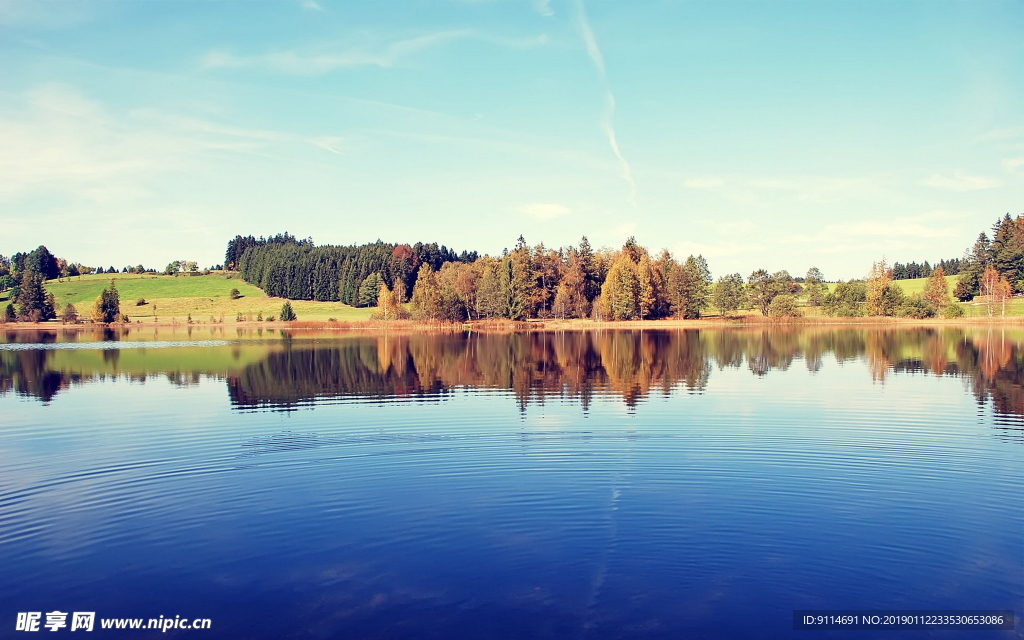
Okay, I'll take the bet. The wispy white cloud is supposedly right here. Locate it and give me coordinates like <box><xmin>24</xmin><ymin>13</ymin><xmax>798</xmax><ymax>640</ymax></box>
<box><xmin>310</xmin><ymin>136</ymin><xmax>345</xmax><ymax>155</ymax></box>
<box><xmin>130</xmin><ymin>108</ymin><xmax>346</xmax><ymax>156</ymax></box>
<box><xmin>673</xmin><ymin>239</ymin><xmax>765</xmax><ymax>260</ymax></box>
<box><xmin>531</xmin><ymin>0</ymin><xmax>554</xmax><ymax>17</ymax></box>
<box><xmin>748</xmin><ymin>176</ymin><xmax>871</xmax><ymax>201</ymax></box>
<box><xmin>682</xmin><ymin>176</ymin><xmax>724</xmax><ymax>189</ymax></box>
<box><xmin>203</xmin><ymin>30</ymin><xmax>548</xmax><ymax>75</ymax></box>
<box><xmin>130</xmin><ymin>108</ymin><xmax>293</xmax><ymax>143</ymax></box>
<box><xmin>0</xmin><ymin>84</ymin><xmax>166</xmax><ymax>199</ymax></box>
<box><xmin>370</xmin><ymin>128</ymin><xmax>615</xmax><ymax>171</ymax></box>
<box><xmin>1003</xmin><ymin>158</ymin><xmax>1024</xmax><ymax>174</ymax></box>
<box><xmin>919</xmin><ymin>170</ymin><xmax>1000</xmax><ymax>191</ymax></box>
<box><xmin>300</xmin><ymin>0</ymin><xmax>323</xmax><ymax>11</ymax></box>
<box><xmin>0</xmin><ymin>84</ymin><xmax>344</xmax><ymax>203</ymax></box>
<box><xmin>781</xmin><ymin>211</ymin><xmax>967</xmax><ymax>260</ymax></box>
<box><xmin>520</xmin><ymin>202</ymin><xmax>571</xmax><ymax>220</ymax></box>
<box><xmin>574</xmin><ymin>0</ymin><xmax>636</xmax><ymax>204</ymax></box>
<box><xmin>0</xmin><ymin>0</ymin><xmax>91</xmax><ymax>27</ymax></box>
<box><xmin>819</xmin><ymin>219</ymin><xmax>961</xmax><ymax>240</ymax></box>
<box><xmin>696</xmin><ymin>218</ymin><xmax>757</xmax><ymax>235</ymax></box>
<box><xmin>973</xmin><ymin>126</ymin><xmax>1024</xmax><ymax>144</ymax></box>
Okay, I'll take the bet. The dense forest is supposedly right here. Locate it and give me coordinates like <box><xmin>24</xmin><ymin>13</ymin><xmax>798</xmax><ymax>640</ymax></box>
<box><xmin>891</xmin><ymin>258</ymin><xmax>962</xmax><ymax>280</ymax></box>
<box><xmin>228</xmin><ymin>233</ymin><xmax>477</xmax><ymax>306</ymax></box>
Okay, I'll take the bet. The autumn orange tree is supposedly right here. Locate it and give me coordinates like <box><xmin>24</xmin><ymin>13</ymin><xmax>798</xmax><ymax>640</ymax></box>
<box><xmin>373</xmin><ymin>283</ymin><xmax>409</xmax><ymax>320</ymax></box>
<box><xmin>923</xmin><ymin>266</ymin><xmax>950</xmax><ymax>310</ymax></box>
<box><xmin>996</xmin><ymin>275</ymin><xmax>1013</xmax><ymax>316</ymax></box>
<box><xmin>980</xmin><ymin>265</ymin><xmax>1000</xmax><ymax>317</ymax></box>
<box><xmin>866</xmin><ymin>258</ymin><xmax>904</xmax><ymax>316</ymax></box>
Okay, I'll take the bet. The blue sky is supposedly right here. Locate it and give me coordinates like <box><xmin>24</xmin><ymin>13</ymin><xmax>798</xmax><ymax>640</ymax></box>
<box><xmin>0</xmin><ymin>0</ymin><xmax>1021</xmax><ymax>279</ymax></box>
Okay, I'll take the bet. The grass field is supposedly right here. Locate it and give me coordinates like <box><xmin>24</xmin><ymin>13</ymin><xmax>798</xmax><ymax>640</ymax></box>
<box><xmin>16</xmin><ymin>272</ymin><xmax>373</xmax><ymax>323</ymax></box>
<box><xmin>893</xmin><ymin>275</ymin><xmax>957</xmax><ymax>296</ymax></box>
<box><xmin>822</xmin><ymin>275</ymin><xmax>956</xmax><ymax>295</ymax></box>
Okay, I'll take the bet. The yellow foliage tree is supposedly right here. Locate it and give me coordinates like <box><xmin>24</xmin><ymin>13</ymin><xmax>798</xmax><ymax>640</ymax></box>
<box><xmin>923</xmin><ymin>266</ymin><xmax>950</xmax><ymax>309</ymax></box>
<box><xmin>866</xmin><ymin>258</ymin><xmax>894</xmax><ymax>316</ymax></box>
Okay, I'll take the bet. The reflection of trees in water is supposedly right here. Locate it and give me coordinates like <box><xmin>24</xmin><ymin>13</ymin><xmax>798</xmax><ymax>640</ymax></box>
<box><xmin>226</xmin><ymin>332</ymin><xmax>713</xmax><ymax>411</ymax></box>
<box><xmin>3</xmin><ymin>329</ymin><xmax>1024</xmax><ymax>430</ymax></box>
<box><xmin>217</xmin><ymin>329</ymin><xmax>1024</xmax><ymax>427</ymax></box>
<box><xmin>0</xmin><ymin>349</ymin><xmax>207</xmax><ymax>403</ymax></box>
<box><xmin>0</xmin><ymin>349</ymin><xmax>74</xmax><ymax>403</ymax></box>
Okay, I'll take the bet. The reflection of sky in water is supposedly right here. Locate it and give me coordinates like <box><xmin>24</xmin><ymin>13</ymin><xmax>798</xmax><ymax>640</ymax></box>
<box><xmin>0</xmin><ymin>331</ymin><xmax>1021</xmax><ymax>639</ymax></box>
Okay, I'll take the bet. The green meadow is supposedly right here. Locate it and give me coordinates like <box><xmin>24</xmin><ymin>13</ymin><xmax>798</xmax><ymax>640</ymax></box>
<box><xmin>821</xmin><ymin>274</ymin><xmax>956</xmax><ymax>296</ymax></box>
<box><xmin>30</xmin><ymin>272</ymin><xmax>373</xmax><ymax>323</ymax></box>
<box><xmin>893</xmin><ymin>274</ymin><xmax>957</xmax><ymax>297</ymax></box>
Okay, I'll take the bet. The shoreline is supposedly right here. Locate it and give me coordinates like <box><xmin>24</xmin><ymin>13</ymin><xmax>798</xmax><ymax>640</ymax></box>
<box><xmin>2</xmin><ymin>314</ymin><xmax>1023</xmax><ymax>333</ymax></box>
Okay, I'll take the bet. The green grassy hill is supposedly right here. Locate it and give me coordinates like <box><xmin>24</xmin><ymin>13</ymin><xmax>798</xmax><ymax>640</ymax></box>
<box><xmin>893</xmin><ymin>275</ymin><xmax>957</xmax><ymax>296</ymax></box>
<box><xmin>890</xmin><ymin>275</ymin><xmax>1016</xmax><ymax>316</ymax></box>
<box><xmin>823</xmin><ymin>275</ymin><xmax>955</xmax><ymax>295</ymax></box>
<box><xmin>31</xmin><ymin>272</ymin><xmax>373</xmax><ymax>323</ymax></box>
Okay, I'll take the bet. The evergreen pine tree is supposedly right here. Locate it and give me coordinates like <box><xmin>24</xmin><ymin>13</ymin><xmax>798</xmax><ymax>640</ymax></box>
<box><xmin>577</xmin><ymin>236</ymin><xmax>599</xmax><ymax>302</ymax></box>
<box><xmin>280</xmin><ymin>301</ymin><xmax>297</xmax><ymax>321</ymax></box>
<box><xmin>358</xmin><ymin>273</ymin><xmax>384</xmax><ymax>307</ymax></box>
<box><xmin>15</xmin><ymin>267</ymin><xmax>55</xmax><ymax>321</ymax></box>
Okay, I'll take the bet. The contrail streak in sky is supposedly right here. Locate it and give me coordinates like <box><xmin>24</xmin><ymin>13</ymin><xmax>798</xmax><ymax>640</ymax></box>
<box><xmin>575</xmin><ymin>0</ymin><xmax>637</xmax><ymax>205</ymax></box>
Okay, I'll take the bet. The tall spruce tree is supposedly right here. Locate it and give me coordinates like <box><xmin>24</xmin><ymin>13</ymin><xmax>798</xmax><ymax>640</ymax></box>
<box><xmin>577</xmin><ymin>236</ymin><xmax>599</xmax><ymax>303</ymax></box>
<box><xmin>357</xmin><ymin>273</ymin><xmax>384</xmax><ymax>307</ymax></box>
<box><xmin>15</xmin><ymin>267</ymin><xmax>55</xmax><ymax>321</ymax></box>
<box><xmin>91</xmin><ymin>280</ymin><xmax>121</xmax><ymax>323</ymax></box>
<box><xmin>503</xmin><ymin>239</ymin><xmax>533</xmax><ymax>320</ymax></box>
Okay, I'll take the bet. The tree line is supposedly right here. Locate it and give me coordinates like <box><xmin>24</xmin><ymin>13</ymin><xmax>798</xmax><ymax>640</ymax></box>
<box><xmin>1</xmin><ymin>246</ymin><xmax>61</xmax><ymax>322</ymax></box>
<box><xmin>0</xmin><ymin>245</ymin><xmax>134</xmax><ymax>324</ymax></box>
<box><xmin>381</xmin><ymin>236</ymin><xmax>834</xmax><ymax>322</ymax></box>
<box><xmin>231</xmin><ymin>233</ymin><xmax>477</xmax><ymax>306</ymax></box>
<box><xmin>891</xmin><ymin>258</ymin><xmax>962</xmax><ymax>280</ymax></box>
<box><xmin>953</xmin><ymin>213</ymin><xmax>1024</xmax><ymax>303</ymax></box>
<box><xmin>229</xmin><ymin>231</ymin><xmax>973</xmax><ymax>322</ymax></box>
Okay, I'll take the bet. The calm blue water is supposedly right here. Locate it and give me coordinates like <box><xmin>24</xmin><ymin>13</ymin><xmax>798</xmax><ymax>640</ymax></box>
<box><xmin>0</xmin><ymin>329</ymin><xmax>1021</xmax><ymax>638</ymax></box>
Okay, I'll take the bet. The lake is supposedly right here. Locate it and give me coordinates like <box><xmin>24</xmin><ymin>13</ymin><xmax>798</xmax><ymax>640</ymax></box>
<box><xmin>1</xmin><ymin>327</ymin><xmax>1021</xmax><ymax>638</ymax></box>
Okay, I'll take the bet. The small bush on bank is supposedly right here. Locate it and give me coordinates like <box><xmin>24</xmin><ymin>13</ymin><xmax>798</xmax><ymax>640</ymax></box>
<box><xmin>940</xmin><ymin>304</ymin><xmax>965</xmax><ymax>319</ymax></box>
<box><xmin>768</xmin><ymin>294</ymin><xmax>801</xmax><ymax>318</ymax></box>
<box><xmin>895</xmin><ymin>294</ymin><xmax>935</xmax><ymax>319</ymax></box>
